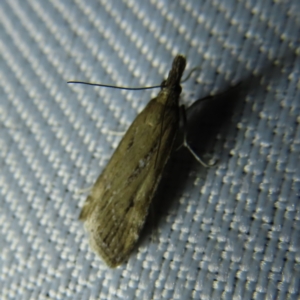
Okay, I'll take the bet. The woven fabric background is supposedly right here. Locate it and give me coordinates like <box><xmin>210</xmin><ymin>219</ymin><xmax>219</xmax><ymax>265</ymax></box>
<box><xmin>0</xmin><ymin>1</ymin><xmax>299</xmax><ymax>299</ymax></box>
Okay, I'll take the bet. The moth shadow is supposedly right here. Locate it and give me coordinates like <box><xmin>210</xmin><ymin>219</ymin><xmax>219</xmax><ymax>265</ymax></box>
<box><xmin>137</xmin><ymin>83</ymin><xmax>245</xmax><ymax>248</ymax></box>
<box><xmin>135</xmin><ymin>46</ymin><xmax>297</xmax><ymax>259</ymax></box>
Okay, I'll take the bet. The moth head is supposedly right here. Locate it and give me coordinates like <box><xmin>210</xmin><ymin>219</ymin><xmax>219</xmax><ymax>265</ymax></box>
<box><xmin>162</xmin><ymin>55</ymin><xmax>186</xmax><ymax>90</ymax></box>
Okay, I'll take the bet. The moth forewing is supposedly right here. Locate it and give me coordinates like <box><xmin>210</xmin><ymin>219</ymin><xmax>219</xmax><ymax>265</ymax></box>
<box><xmin>80</xmin><ymin>55</ymin><xmax>187</xmax><ymax>267</ymax></box>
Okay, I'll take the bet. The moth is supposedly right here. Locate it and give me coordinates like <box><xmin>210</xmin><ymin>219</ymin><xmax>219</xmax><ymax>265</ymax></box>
<box><xmin>78</xmin><ymin>55</ymin><xmax>187</xmax><ymax>267</ymax></box>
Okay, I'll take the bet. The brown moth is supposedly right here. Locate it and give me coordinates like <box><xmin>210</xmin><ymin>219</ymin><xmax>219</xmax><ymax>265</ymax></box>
<box><xmin>79</xmin><ymin>55</ymin><xmax>186</xmax><ymax>267</ymax></box>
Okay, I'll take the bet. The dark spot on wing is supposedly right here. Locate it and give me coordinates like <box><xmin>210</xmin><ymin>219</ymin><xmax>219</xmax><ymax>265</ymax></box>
<box><xmin>127</xmin><ymin>137</ymin><xmax>134</xmax><ymax>150</ymax></box>
<box><xmin>126</xmin><ymin>142</ymin><xmax>159</xmax><ymax>184</ymax></box>
<box><xmin>125</xmin><ymin>197</ymin><xmax>135</xmax><ymax>213</ymax></box>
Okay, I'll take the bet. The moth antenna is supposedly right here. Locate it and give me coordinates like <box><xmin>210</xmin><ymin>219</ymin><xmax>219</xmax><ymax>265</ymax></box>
<box><xmin>181</xmin><ymin>66</ymin><xmax>201</xmax><ymax>83</ymax></box>
<box><xmin>68</xmin><ymin>81</ymin><xmax>161</xmax><ymax>91</ymax></box>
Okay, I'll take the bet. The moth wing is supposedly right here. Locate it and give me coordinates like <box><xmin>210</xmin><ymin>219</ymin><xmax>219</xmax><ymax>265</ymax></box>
<box><xmin>80</xmin><ymin>97</ymin><xmax>179</xmax><ymax>267</ymax></box>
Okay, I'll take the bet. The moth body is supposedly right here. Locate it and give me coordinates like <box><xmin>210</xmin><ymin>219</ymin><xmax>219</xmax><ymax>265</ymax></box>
<box><xmin>80</xmin><ymin>55</ymin><xmax>186</xmax><ymax>267</ymax></box>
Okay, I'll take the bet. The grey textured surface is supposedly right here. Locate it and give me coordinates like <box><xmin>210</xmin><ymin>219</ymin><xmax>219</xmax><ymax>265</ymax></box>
<box><xmin>0</xmin><ymin>1</ymin><xmax>300</xmax><ymax>299</ymax></box>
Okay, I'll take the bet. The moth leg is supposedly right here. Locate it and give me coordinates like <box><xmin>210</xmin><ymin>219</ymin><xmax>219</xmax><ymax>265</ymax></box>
<box><xmin>76</xmin><ymin>185</ymin><xmax>93</xmax><ymax>194</ymax></box>
<box><xmin>106</xmin><ymin>129</ymin><xmax>126</xmax><ymax>136</ymax></box>
<box><xmin>179</xmin><ymin>105</ymin><xmax>216</xmax><ymax>168</ymax></box>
